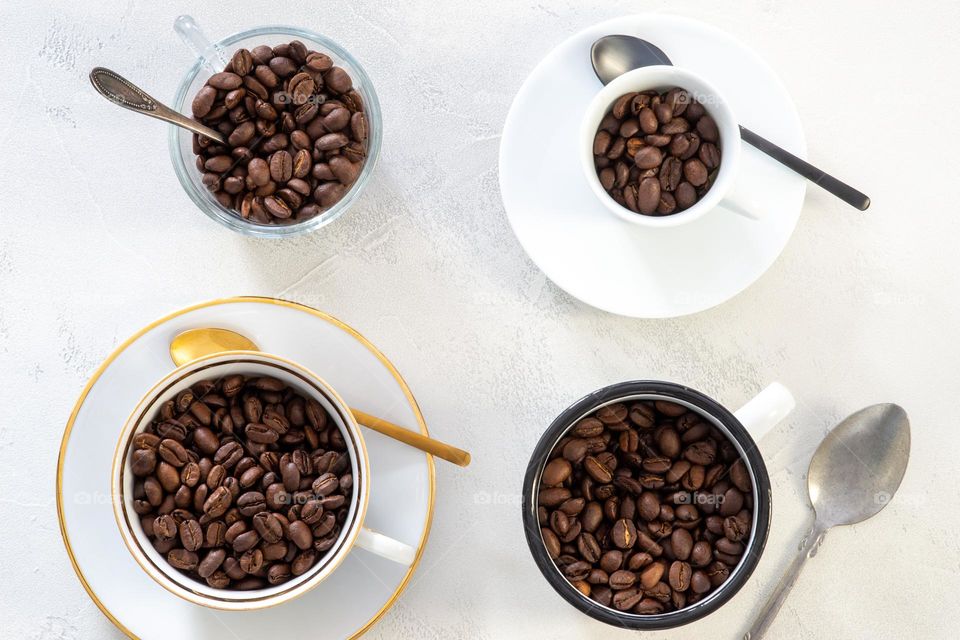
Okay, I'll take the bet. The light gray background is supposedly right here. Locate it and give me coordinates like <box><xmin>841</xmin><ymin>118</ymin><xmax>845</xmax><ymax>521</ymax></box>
<box><xmin>1</xmin><ymin>1</ymin><xmax>956</xmax><ymax>638</ymax></box>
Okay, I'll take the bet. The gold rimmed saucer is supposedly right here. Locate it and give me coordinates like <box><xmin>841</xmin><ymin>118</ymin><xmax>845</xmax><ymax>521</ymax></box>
<box><xmin>56</xmin><ymin>296</ymin><xmax>435</xmax><ymax>639</ymax></box>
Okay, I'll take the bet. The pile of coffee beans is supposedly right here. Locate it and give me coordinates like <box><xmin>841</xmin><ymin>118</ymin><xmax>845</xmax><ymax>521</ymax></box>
<box><xmin>537</xmin><ymin>399</ymin><xmax>753</xmax><ymax>614</ymax></box>
<box><xmin>592</xmin><ymin>88</ymin><xmax>721</xmax><ymax>216</ymax></box>
<box><xmin>128</xmin><ymin>374</ymin><xmax>354</xmax><ymax>590</ymax></box>
<box><xmin>191</xmin><ymin>41</ymin><xmax>368</xmax><ymax>223</ymax></box>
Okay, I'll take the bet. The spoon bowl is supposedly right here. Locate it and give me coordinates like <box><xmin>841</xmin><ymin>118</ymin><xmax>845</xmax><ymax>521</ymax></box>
<box><xmin>808</xmin><ymin>403</ymin><xmax>910</xmax><ymax>527</ymax></box>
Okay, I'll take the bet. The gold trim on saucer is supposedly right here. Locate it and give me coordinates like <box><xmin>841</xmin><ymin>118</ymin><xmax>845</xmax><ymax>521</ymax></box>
<box><xmin>56</xmin><ymin>296</ymin><xmax>436</xmax><ymax>639</ymax></box>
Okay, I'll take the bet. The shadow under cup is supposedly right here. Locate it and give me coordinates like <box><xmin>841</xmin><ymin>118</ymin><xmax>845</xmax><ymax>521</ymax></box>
<box><xmin>522</xmin><ymin>381</ymin><xmax>771</xmax><ymax>629</ymax></box>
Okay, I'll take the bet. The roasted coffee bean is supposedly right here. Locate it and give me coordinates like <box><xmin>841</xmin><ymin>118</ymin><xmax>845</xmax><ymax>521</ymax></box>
<box><xmin>542</xmin><ymin>458</ymin><xmax>572</xmax><ymax>486</ymax></box>
<box><xmin>668</xmin><ymin>560</ymin><xmax>692</xmax><ymax>591</ymax></box>
<box><xmin>610</xmin><ymin>518</ymin><xmax>637</xmax><ymax>549</ymax></box>
<box><xmin>639</xmin><ymin>562</ymin><xmax>665</xmax><ymax>589</ymax></box>
<box><xmin>671</xmin><ymin>528</ymin><xmax>694</xmax><ymax>561</ymax></box>
<box><xmin>156</xmin><ymin>462</ymin><xmax>181</xmax><ymax>493</ymax></box>
<box><xmin>131</xmin><ymin>448</ymin><xmax>157</xmax><ymax>476</ymax></box>
<box><xmin>180</xmin><ymin>519</ymin><xmax>204</xmax><ymax>552</ymax></box>
<box><xmin>578</xmin><ymin>532</ymin><xmax>602</xmax><ymax>563</ymax></box>
<box><xmin>609</xmin><ymin>569</ymin><xmax>636</xmax><ymax>590</ymax></box>
<box><xmin>154</xmin><ymin>514</ymin><xmax>178</xmax><ymax>541</ymax></box>
<box><xmin>633</xmin><ymin>146</ymin><xmax>663</xmax><ymax>170</ymax></box>
<box><xmin>540</xmin><ymin>397</ymin><xmax>754</xmax><ymax>614</ymax></box>
<box><xmin>167</xmin><ymin>549</ymin><xmax>199</xmax><ymax>571</ymax></box>
<box><xmin>158</xmin><ymin>439</ymin><xmax>190</xmax><ymax>467</ymax></box>
<box><xmin>288</xmin><ymin>520</ymin><xmax>314</xmax><ymax>550</ymax></box>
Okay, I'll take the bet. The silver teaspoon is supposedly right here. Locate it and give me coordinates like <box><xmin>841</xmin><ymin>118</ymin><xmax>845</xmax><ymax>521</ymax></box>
<box><xmin>744</xmin><ymin>403</ymin><xmax>910</xmax><ymax>639</ymax></box>
<box><xmin>89</xmin><ymin>67</ymin><xmax>226</xmax><ymax>144</ymax></box>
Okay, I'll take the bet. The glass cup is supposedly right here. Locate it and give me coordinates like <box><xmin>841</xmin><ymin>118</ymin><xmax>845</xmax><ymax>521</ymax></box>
<box><xmin>168</xmin><ymin>16</ymin><xmax>382</xmax><ymax>237</ymax></box>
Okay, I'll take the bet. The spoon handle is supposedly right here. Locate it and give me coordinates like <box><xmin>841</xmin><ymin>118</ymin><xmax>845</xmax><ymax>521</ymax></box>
<box><xmin>89</xmin><ymin>67</ymin><xmax>226</xmax><ymax>144</ymax></box>
<box><xmin>351</xmin><ymin>409</ymin><xmax>471</xmax><ymax>467</ymax></box>
<box><xmin>739</xmin><ymin>126</ymin><xmax>870</xmax><ymax>211</ymax></box>
<box><xmin>744</xmin><ymin>519</ymin><xmax>828</xmax><ymax>640</ymax></box>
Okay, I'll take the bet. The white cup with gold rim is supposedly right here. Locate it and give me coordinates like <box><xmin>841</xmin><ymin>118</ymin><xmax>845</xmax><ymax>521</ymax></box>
<box><xmin>111</xmin><ymin>351</ymin><xmax>416</xmax><ymax>611</ymax></box>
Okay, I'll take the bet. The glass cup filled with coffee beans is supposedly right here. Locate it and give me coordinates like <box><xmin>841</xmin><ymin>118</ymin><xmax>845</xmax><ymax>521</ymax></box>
<box><xmin>169</xmin><ymin>25</ymin><xmax>382</xmax><ymax>237</ymax></box>
<box><xmin>580</xmin><ymin>66</ymin><xmax>754</xmax><ymax>228</ymax></box>
<box><xmin>522</xmin><ymin>380</ymin><xmax>794</xmax><ymax>629</ymax></box>
<box><xmin>112</xmin><ymin>352</ymin><xmax>414</xmax><ymax>610</ymax></box>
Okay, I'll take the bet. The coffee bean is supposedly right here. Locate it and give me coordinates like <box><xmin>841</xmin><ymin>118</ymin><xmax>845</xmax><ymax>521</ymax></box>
<box><xmin>696</xmin><ymin>115</ymin><xmax>719</xmax><ymax>142</ymax></box>
<box><xmin>269</xmin><ymin>150</ymin><xmax>293</xmax><ymax>183</ymax></box>
<box><xmin>729</xmin><ymin>459</ymin><xmax>751</xmax><ymax>492</ymax></box>
<box><xmin>192</xmin><ymin>86</ymin><xmax>217</xmax><ymax>118</ymax></box>
<box><xmin>583</xmin><ymin>456</ymin><xmax>613</xmax><ymax>484</ymax></box>
<box><xmin>675</xmin><ymin>182</ymin><xmax>697</xmax><ymax>209</ymax></box>
<box><xmin>542</xmin><ymin>458</ymin><xmax>572</xmax><ymax>486</ymax></box>
<box><xmin>633</xmin><ymin>146</ymin><xmax>663</xmax><ymax>170</ymax></box>
<box><xmin>208</xmin><ymin>72</ymin><xmax>243</xmax><ymax>90</ymax></box>
<box><xmin>325</xmin><ymin>67</ymin><xmax>353</xmax><ymax>93</ymax></box>
<box><xmin>699</xmin><ymin>142</ymin><xmax>721</xmax><ymax>170</ymax></box>
<box><xmin>638</xmin><ymin>108</ymin><xmax>658</xmax><ymax>134</ymax></box>
<box><xmin>167</xmin><ymin>549</ymin><xmax>199</xmax><ymax>571</ymax></box>
<box><xmin>639</xmin><ymin>562</ymin><xmax>665</xmax><ymax>589</ymax></box>
<box><xmin>690</xmin><ymin>570</ymin><xmax>712</xmax><ymax>594</ymax></box>
<box><xmin>668</xmin><ymin>561</ymin><xmax>692</xmax><ymax>591</ymax></box>
<box><xmin>683</xmin><ymin>159</ymin><xmax>709</xmax><ymax>187</ymax></box>
<box><xmin>610</xmin><ymin>519</ymin><xmax>637</xmax><ymax>549</ymax></box>
<box><xmin>131</xmin><ymin>449</ymin><xmax>157</xmax><ymax>476</ymax></box>
<box><xmin>636</xmin><ymin>177</ymin><xmax>660</xmax><ymax>215</ymax></box>
<box><xmin>578</xmin><ymin>532</ymin><xmax>602</xmax><ymax>563</ymax></box>
<box><xmin>179</xmin><ymin>519</ymin><xmax>204</xmax><ymax>552</ymax></box>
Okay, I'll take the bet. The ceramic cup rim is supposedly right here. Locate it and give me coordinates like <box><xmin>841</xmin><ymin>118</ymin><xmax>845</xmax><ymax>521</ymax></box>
<box><xmin>580</xmin><ymin>66</ymin><xmax>741</xmax><ymax>228</ymax></box>
<box><xmin>110</xmin><ymin>350</ymin><xmax>370</xmax><ymax>611</ymax></box>
<box><xmin>169</xmin><ymin>24</ymin><xmax>383</xmax><ymax>238</ymax></box>
<box><xmin>521</xmin><ymin>380</ymin><xmax>771</xmax><ymax>629</ymax></box>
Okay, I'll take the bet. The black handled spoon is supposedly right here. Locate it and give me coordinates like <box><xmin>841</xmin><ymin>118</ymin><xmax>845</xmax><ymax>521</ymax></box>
<box><xmin>591</xmin><ymin>35</ymin><xmax>870</xmax><ymax>211</ymax></box>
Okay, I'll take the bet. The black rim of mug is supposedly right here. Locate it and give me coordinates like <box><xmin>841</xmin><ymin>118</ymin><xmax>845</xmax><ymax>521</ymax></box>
<box><xmin>521</xmin><ymin>380</ymin><xmax>772</xmax><ymax>630</ymax></box>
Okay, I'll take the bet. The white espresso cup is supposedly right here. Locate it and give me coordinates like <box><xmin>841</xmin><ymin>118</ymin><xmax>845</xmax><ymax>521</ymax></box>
<box><xmin>111</xmin><ymin>351</ymin><xmax>416</xmax><ymax>611</ymax></box>
<box><xmin>581</xmin><ymin>65</ymin><xmax>757</xmax><ymax>227</ymax></box>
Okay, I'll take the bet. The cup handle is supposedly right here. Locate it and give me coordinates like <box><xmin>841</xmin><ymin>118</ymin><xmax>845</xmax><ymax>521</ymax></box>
<box><xmin>733</xmin><ymin>382</ymin><xmax>795</xmax><ymax>441</ymax></box>
<box><xmin>355</xmin><ymin>527</ymin><xmax>417</xmax><ymax>565</ymax></box>
<box><xmin>173</xmin><ymin>15</ymin><xmax>228</xmax><ymax>74</ymax></box>
<box><xmin>716</xmin><ymin>162</ymin><xmax>763</xmax><ymax>220</ymax></box>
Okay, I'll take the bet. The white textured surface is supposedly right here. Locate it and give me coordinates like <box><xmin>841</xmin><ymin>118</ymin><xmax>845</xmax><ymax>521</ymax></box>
<box><xmin>0</xmin><ymin>1</ymin><xmax>957</xmax><ymax>639</ymax></box>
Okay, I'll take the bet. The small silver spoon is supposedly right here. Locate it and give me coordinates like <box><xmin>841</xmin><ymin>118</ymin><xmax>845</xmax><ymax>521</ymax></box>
<box><xmin>591</xmin><ymin>35</ymin><xmax>871</xmax><ymax>211</ymax></box>
<box><xmin>89</xmin><ymin>67</ymin><xmax>226</xmax><ymax>144</ymax></box>
<box><xmin>744</xmin><ymin>404</ymin><xmax>910</xmax><ymax>639</ymax></box>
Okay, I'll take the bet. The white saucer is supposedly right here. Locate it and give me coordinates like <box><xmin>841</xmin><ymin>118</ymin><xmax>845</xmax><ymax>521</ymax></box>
<box><xmin>499</xmin><ymin>14</ymin><xmax>807</xmax><ymax>317</ymax></box>
<box><xmin>57</xmin><ymin>297</ymin><xmax>435</xmax><ymax>639</ymax></box>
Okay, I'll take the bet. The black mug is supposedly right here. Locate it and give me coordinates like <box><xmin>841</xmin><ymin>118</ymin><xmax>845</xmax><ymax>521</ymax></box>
<box><xmin>522</xmin><ymin>380</ymin><xmax>794</xmax><ymax>629</ymax></box>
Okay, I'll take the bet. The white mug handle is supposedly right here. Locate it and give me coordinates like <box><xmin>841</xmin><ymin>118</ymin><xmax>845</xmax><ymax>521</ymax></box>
<box><xmin>733</xmin><ymin>382</ymin><xmax>795</xmax><ymax>441</ymax></box>
<box><xmin>356</xmin><ymin>527</ymin><xmax>417</xmax><ymax>565</ymax></box>
<box><xmin>717</xmin><ymin>158</ymin><xmax>763</xmax><ymax>220</ymax></box>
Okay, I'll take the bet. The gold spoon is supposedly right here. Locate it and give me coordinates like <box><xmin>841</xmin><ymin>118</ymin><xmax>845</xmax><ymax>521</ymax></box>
<box><xmin>169</xmin><ymin>328</ymin><xmax>471</xmax><ymax>467</ymax></box>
